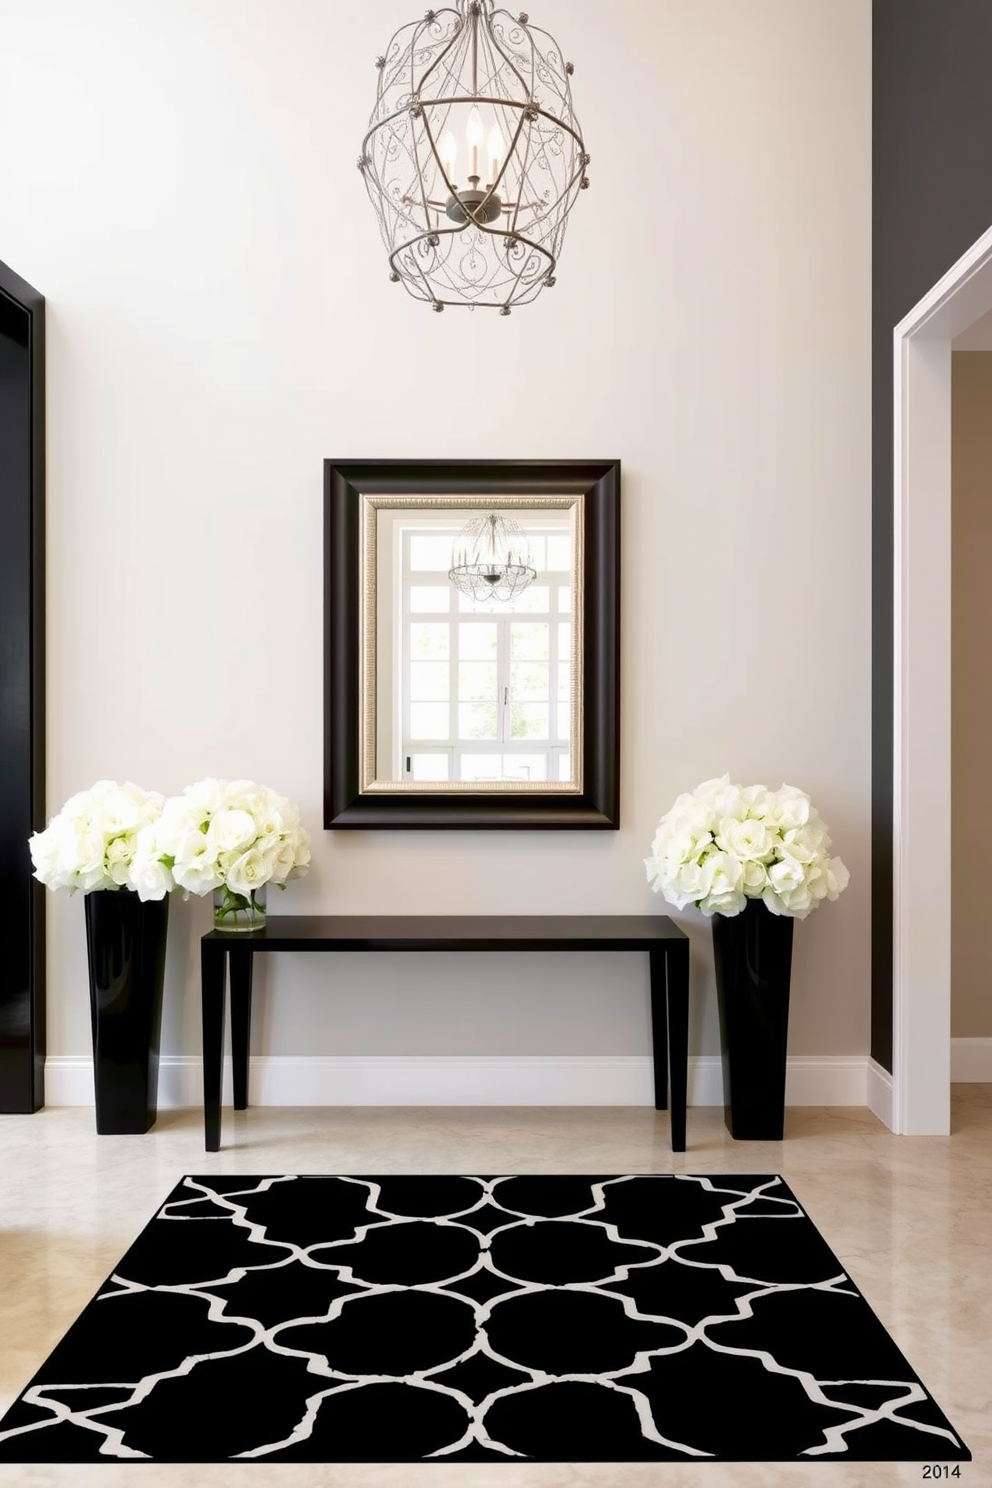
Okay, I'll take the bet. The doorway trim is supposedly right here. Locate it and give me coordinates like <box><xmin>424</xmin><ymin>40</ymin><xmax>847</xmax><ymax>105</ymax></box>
<box><xmin>890</xmin><ymin>222</ymin><xmax>992</xmax><ymax>1134</ymax></box>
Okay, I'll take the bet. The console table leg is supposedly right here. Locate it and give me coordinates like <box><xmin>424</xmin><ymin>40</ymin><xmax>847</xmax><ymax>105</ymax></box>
<box><xmin>230</xmin><ymin>947</ymin><xmax>253</xmax><ymax>1111</ymax></box>
<box><xmin>201</xmin><ymin>941</ymin><xmax>227</xmax><ymax>1152</ymax></box>
<box><xmin>648</xmin><ymin>949</ymin><xmax>668</xmax><ymax>1111</ymax></box>
<box><xmin>666</xmin><ymin>940</ymin><xmax>689</xmax><ymax>1153</ymax></box>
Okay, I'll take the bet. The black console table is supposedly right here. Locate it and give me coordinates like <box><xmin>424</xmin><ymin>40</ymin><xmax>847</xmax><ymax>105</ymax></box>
<box><xmin>200</xmin><ymin>915</ymin><xmax>690</xmax><ymax>1153</ymax></box>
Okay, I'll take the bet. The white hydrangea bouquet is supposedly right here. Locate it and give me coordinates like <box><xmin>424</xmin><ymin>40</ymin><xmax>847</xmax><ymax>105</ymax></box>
<box><xmin>645</xmin><ymin>774</ymin><xmax>849</xmax><ymax>919</ymax></box>
<box><xmin>158</xmin><ymin>778</ymin><xmax>311</xmax><ymax>929</ymax></box>
<box><xmin>28</xmin><ymin>780</ymin><xmax>170</xmax><ymax>898</ymax></box>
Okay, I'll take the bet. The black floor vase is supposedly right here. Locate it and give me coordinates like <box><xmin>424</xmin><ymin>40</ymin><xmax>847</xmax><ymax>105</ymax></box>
<box><xmin>84</xmin><ymin>888</ymin><xmax>169</xmax><ymax>1134</ymax></box>
<box><xmin>712</xmin><ymin>896</ymin><xmax>794</xmax><ymax>1140</ymax></box>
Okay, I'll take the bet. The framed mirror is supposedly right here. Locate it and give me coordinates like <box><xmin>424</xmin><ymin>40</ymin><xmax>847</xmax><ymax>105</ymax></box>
<box><xmin>324</xmin><ymin>459</ymin><xmax>619</xmax><ymax>828</ymax></box>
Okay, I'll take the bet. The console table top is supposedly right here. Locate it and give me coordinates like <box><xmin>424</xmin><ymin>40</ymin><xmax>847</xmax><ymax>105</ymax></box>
<box><xmin>202</xmin><ymin>913</ymin><xmax>686</xmax><ymax>951</ymax></box>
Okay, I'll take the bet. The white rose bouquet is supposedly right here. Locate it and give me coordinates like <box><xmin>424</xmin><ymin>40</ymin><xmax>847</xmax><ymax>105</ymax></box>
<box><xmin>157</xmin><ymin>778</ymin><xmax>311</xmax><ymax>926</ymax></box>
<box><xmin>28</xmin><ymin>780</ymin><xmax>172</xmax><ymax>899</ymax></box>
<box><xmin>645</xmin><ymin>774</ymin><xmax>850</xmax><ymax>919</ymax></box>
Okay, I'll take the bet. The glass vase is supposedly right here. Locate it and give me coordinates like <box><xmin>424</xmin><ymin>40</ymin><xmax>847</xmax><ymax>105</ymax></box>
<box><xmin>212</xmin><ymin>883</ymin><xmax>267</xmax><ymax>933</ymax></box>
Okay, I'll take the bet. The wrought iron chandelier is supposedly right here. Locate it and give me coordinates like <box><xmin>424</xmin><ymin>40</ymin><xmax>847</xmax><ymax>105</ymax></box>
<box><xmin>448</xmin><ymin>511</ymin><xmax>537</xmax><ymax>602</ymax></box>
<box><xmin>359</xmin><ymin>1</ymin><xmax>589</xmax><ymax>313</ymax></box>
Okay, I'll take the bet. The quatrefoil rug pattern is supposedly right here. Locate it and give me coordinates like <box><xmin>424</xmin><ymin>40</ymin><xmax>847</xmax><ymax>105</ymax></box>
<box><xmin>0</xmin><ymin>1173</ymin><xmax>970</xmax><ymax>1463</ymax></box>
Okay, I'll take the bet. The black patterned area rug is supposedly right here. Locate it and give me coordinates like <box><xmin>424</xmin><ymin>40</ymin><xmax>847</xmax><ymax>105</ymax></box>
<box><xmin>0</xmin><ymin>1173</ymin><xmax>971</xmax><ymax>1464</ymax></box>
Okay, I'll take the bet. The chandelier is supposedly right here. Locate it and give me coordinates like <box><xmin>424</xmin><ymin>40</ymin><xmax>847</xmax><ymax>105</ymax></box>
<box><xmin>359</xmin><ymin>1</ymin><xmax>589</xmax><ymax>314</ymax></box>
<box><xmin>448</xmin><ymin>512</ymin><xmax>537</xmax><ymax>602</ymax></box>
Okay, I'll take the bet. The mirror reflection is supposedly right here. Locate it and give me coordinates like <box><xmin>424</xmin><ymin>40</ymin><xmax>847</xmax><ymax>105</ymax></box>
<box><xmin>364</xmin><ymin>499</ymin><xmax>582</xmax><ymax>792</ymax></box>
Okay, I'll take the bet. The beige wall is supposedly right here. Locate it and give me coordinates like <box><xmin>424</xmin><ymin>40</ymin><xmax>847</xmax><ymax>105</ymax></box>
<box><xmin>0</xmin><ymin>0</ymin><xmax>871</xmax><ymax>1072</ymax></box>
<box><xmin>952</xmin><ymin>352</ymin><xmax>992</xmax><ymax>1038</ymax></box>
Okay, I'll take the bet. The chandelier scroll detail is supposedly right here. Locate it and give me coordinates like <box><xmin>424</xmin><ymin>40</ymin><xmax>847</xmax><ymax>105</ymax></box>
<box><xmin>359</xmin><ymin>1</ymin><xmax>589</xmax><ymax>314</ymax></box>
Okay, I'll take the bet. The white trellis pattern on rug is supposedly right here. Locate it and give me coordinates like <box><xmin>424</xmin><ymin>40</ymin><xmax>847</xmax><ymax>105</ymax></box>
<box><xmin>0</xmin><ymin>1173</ymin><xmax>970</xmax><ymax>1463</ymax></box>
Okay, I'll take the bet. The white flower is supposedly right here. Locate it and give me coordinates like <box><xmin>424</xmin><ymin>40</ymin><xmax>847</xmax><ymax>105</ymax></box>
<box><xmin>769</xmin><ymin>784</ymin><xmax>812</xmax><ymax>831</ymax></box>
<box><xmin>171</xmin><ymin>828</ymin><xmax>224</xmax><ymax>895</ymax></box>
<box><xmin>28</xmin><ymin>781</ymin><xmax>166</xmax><ymax>896</ymax></box>
<box><xmin>105</xmin><ymin>836</ymin><xmax>133</xmax><ymax>886</ymax></box>
<box><xmin>162</xmin><ymin>779</ymin><xmax>311</xmax><ymax>901</ymax></box>
<box><xmin>128</xmin><ymin>853</ymin><xmax>172</xmax><ymax>902</ymax></box>
<box><xmin>269</xmin><ymin>841</ymin><xmax>298</xmax><ymax>885</ymax></box>
<box><xmin>825</xmin><ymin>857</ymin><xmax>850</xmax><ymax>898</ymax></box>
<box><xmin>208</xmin><ymin>809</ymin><xmax>257</xmax><ymax>854</ymax></box>
<box><xmin>226</xmin><ymin>846</ymin><xmax>274</xmax><ymax>896</ymax></box>
<box><xmin>645</xmin><ymin>775</ymin><xmax>849</xmax><ymax>919</ymax></box>
<box><xmin>767</xmin><ymin>857</ymin><xmax>806</xmax><ymax>895</ymax></box>
<box><xmin>184</xmin><ymin>777</ymin><xmax>228</xmax><ymax>816</ymax></box>
<box><xmin>696</xmin><ymin>850</ymin><xmax>746</xmax><ymax>917</ymax></box>
<box><xmin>657</xmin><ymin>859</ymin><xmax>709</xmax><ymax>911</ymax></box>
<box><xmin>716</xmin><ymin>817</ymin><xmax>776</xmax><ymax>862</ymax></box>
<box><xmin>777</xmin><ymin>826</ymin><xmax>819</xmax><ymax>864</ymax></box>
<box><xmin>288</xmin><ymin>831</ymin><xmax>311</xmax><ymax>879</ymax></box>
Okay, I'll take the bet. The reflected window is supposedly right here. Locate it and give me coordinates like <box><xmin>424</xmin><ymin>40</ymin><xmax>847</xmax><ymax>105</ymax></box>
<box><xmin>393</xmin><ymin>521</ymin><xmax>572</xmax><ymax>782</ymax></box>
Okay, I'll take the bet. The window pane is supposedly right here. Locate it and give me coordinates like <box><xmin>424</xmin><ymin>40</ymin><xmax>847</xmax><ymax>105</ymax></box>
<box><xmin>508</xmin><ymin>585</ymin><xmax>550</xmax><ymax>615</ymax></box>
<box><xmin>511</xmin><ymin>660</ymin><xmax>549</xmax><ymax>701</ymax></box>
<box><xmin>558</xmin><ymin>621</ymin><xmax>572</xmax><ymax>661</ymax></box>
<box><xmin>409</xmin><ymin>702</ymin><xmax>450</xmax><ymax>740</ymax></box>
<box><xmin>510</xmin><ymin>702</ymin><xmax>549</xmax><ymax>739</ymax></box>
<box><xmin>409</xmin><ymin>585</ymin><xmax>451</xmax><ymax>613</ymax></box>
<box><xmin>525</xmin><ymin>535</ymin><xmax>546</xmax><ymax>570</ymax></box>
<box><xmin>558</xmin><ymin>585</ymin><xmax>571</xmax><ymax>614</ymax></box>
<box><xmin>558</xmin><ymin>660</ymin><xmax>571</xmax><ymax>701</ymax></box>
<box><xmin>547</xmin><ymin>535</ymin><xmax>571</xmax><ymax>570</ymax></box>
<box><xmin>558</xmin><ymin>753</ymin><xmax>572</xmax><ymax>781</ymax></box>
<box><xmin>458</xmin><ymin>661</ymin><xmax>497</xmax><ymax>702</ymax></box>
<box><xmin>459</xmin><ymin>702</ymin><xmax>498</xmax><ymax>739</ymax></box>
<box><xmin>510</xmin><ymin>622</ymin><xmax>549</xmax><ymax>660</ymax></box>
<box><xmin>501</xmin><ymin>753</ymin><xmax>548</xmax><ymax>782</ymax></box>
<box><xmin>460</xmin><ymin>754</ymin><xmax>502</xmax><ymax>781</ymax></box>
<box><xmin>409</xmin><ymin>662</ymin><xmax>449</xmax><ymax>701</ymax></box>
<box><xmin>457</xmin><ymin>590</ymin><xmax>506</xmax><ymax>614</ymax></box>
<box><xmin>408</xmin><ymin>534</ymin><xmax>456</xmax><ymax>571</ymax></box>
<box><xmin>409</xmin><ymin>622</ymin><xmax>449</xmax><ymax>659</ymax></box>
<box><xmin>558</xmin><ymin>700</ymin><xmax>570</xmax><ymax>740</ymax></box>
<box><xmin>458</xmin><ymin>622</ymin><xmax>497</xmax><ymax>659</ymax></box>
<box><xmin>410</xmin><ymin>753</ymin><xmax>449</xmax><ymax>781</ymax></box>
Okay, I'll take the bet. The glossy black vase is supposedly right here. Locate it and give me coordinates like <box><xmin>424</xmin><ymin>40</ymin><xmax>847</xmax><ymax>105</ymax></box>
<box><xmin>84</xmin><ymin>889</ymin><xmax>168</xmax><ymax>1134</ymax></box>
<box><xmin>712</xmin><ymin>897</ymin><xmax>794</xmax><ymax>1140</ymax></box>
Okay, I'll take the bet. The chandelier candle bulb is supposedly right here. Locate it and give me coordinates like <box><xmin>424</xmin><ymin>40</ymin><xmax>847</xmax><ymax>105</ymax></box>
<box><xmin>441</xmin><ymin>129</ymin><xmax>458</xmax><ymax>185</ymax></box>
<box><xmin>467</xmin><ymin>106</ymin><xmax>483</xmax><ymax>181</ymax></box>
<box><xmin>487</xmin><ymin>123</ymin><xmax>503</xmax><ymax>184</ymax></box>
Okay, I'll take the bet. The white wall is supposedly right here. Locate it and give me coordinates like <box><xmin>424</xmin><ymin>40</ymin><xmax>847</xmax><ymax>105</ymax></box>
<box><xmin>0</xmin><ymin>0</ymin><xmax>871</xmax><ymax>1082</ymax></box>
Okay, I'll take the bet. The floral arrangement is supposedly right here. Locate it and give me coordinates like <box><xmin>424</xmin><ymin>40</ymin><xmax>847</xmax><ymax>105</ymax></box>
<box><xmin>157</xmin><ymin>778</ymin><xmax>311</xmax><ymax>921</ymax></box>
<box><xmin>28</xmin><ymin>780</ymin><xmax>168</xmax><ymax>897</ymax></box>
<box><xmin>29</xmin><ymin>778</ymin><xmax>311</xmax><ymax>915</ymax></box>
<box><xmin>644</xmin><ymin>774</ymin><xmax>849</xmax><ymax>919</ymax></box>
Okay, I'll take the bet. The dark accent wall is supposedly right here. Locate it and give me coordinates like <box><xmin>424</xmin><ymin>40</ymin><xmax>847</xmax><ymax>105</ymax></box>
<box><xmin>0</xmin><ymin>260</ymin><xmax>45</xmax><ymax>1112</ymax></box>
<box><xmin>872</xmin><ymin>1</ymin><xmax>992</xmax><ymax>1072</ymax></box>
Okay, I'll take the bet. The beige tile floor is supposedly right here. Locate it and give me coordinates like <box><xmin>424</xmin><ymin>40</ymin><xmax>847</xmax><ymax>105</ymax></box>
<box><xmin>0</xmin><ymin>1092</ymin><xmax>989</xmax><ymax>1488</ymax></box>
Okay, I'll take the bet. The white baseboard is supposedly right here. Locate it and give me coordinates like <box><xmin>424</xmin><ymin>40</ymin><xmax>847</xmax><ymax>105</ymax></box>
<box><xmin>951</xmin><ymin>1037</ymin><xmax>992</xmax><ymax>1082</ymax></box>
<box><xmin>867</xmin><ymin>1057</ymin><xmax>894</xmax><ymax>1131</ymax></box>
<box><xmin>44</xmin><ymin>1053</ymin><xmax>871</xmax><ymax>1110</ymax></box>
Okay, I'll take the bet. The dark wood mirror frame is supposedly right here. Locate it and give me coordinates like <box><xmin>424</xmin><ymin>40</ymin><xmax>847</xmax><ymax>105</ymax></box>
<box><xmin>324</xmin><ymin>458</ymin><xmax>620</xmax><ymax>829</ymax></box>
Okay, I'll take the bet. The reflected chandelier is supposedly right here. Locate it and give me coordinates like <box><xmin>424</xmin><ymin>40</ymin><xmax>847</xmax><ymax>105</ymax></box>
<box><xmin>449</xmin><ymin>512</ymin><xmax>537</xmax><ymax>602</ymax></box>
<box><xmin>359</xmin><ymin>1</ymin><xmax>589</xmax><ymax>313</ymax></box>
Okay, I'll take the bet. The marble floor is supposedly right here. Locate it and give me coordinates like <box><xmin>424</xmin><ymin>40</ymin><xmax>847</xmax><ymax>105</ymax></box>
<box><xmin>0</xmin><ymin>1091</ymin><xmax>989</xmax><ymax>1488</ymax></box>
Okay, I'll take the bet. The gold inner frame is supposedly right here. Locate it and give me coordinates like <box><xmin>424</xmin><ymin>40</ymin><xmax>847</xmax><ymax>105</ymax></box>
<box><xmin>359</xmin><ymin>493</ymin><xmax>585</xmax><ymax>793</ymax></box>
